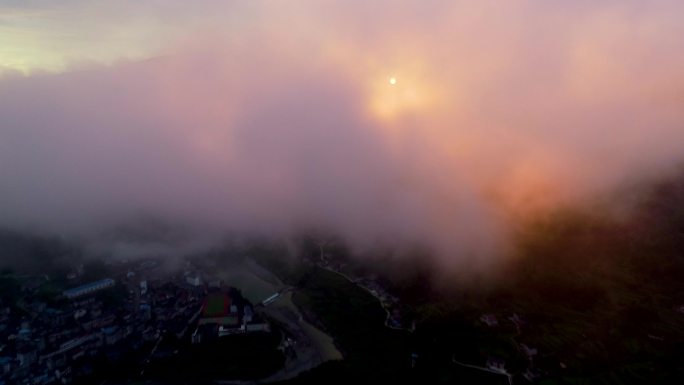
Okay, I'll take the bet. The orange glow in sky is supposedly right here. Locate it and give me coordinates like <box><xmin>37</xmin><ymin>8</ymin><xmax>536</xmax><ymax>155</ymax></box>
<box><xmin>2</xmin><ymin>0</ymin><xmax>684</xmax><ymax>263</ymax></box>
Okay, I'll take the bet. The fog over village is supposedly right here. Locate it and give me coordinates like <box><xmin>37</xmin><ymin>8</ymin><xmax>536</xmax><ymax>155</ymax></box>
<box><xmin>1</xmin><ymin>1</ymin><xmax>684</xmax><ymax>384</ymax></box>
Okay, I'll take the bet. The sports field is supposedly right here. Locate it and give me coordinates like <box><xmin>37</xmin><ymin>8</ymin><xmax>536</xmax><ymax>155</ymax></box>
<box><xmin>202</xmin><ymin>292</ymin><xmax>229</xmax><ymax>317</ymax></box>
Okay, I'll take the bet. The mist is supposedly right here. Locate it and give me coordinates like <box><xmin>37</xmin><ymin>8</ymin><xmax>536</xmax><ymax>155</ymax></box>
<box><xmin>2</xmin><ymin>0</ymin><xmax>684</xmax><ymax>269</ymax></box>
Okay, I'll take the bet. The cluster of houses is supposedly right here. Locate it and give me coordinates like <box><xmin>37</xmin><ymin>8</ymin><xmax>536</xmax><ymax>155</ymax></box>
<box><xmin>0</xmin><ymin>259</ymin><xmax>239</xmax><ymax>385</ymax></box>
<box><xmin>190</xmin><ymin>285</ymin><xmax>270</xmax><ymax>344</ymax></box>
<box><xmin>0</xmin><ymin>274</ymin><xmax>136</xmax><ymax>385</ymax></box>
<box><xmin>478</xmin><ymin>312</ymin><xmax>543</xmax><ymax>382</ymax></box>
<box><xmin>0</xmin><ymin>276</ymin><xmax>129</xmax><ymax>384</ymax></box>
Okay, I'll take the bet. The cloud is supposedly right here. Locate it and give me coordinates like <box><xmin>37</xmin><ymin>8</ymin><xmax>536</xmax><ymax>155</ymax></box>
<box><xmin>1</xmin><ymin>1</ymin><xmax>684</xmax><ymax>269</ymax></box>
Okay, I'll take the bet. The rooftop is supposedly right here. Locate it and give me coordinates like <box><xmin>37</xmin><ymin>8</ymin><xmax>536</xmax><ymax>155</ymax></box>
<box><xmin>63</xmin><ymin>278</ymin><xmax>115</xmax><ymax>298</ymax></box>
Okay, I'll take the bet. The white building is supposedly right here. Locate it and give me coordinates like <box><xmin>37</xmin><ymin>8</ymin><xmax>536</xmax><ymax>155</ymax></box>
<box><xmin>62</xmin><ymin>279</ymin><xmax>115</xmax><ymax>299</ymax></box>
<box><xmin>186</xmin><ymin>275</ymin><xmax>201</xmax><ymax>286</ymax></box>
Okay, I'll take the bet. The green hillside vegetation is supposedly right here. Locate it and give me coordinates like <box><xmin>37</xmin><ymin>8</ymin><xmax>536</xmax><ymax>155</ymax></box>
<box><xmin>408</xmin><ymin>177</ymin><xmax>684</xmax><ymax>384</ymax></box>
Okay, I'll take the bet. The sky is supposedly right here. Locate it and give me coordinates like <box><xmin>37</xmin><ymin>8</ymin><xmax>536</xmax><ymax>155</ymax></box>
<box><xmin>1</xmin><ymin>1</ymin><xmax>684</xmax><ymax>269</ymax></box>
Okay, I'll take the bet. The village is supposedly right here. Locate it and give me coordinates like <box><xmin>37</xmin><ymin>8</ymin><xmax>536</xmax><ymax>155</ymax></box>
<box><xmin>0</xmin><ymin>258</ymin><xmax>275</xmax><ymax>385</ymax></box>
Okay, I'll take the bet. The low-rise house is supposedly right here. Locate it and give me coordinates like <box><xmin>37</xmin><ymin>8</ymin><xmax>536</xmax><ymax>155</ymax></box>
<box><xmin>0</xmin><ymin>356</ymin><xmax>12</xmax><ymax>374</ymax></box>
<box><xmin>142</xmin><ymin>327</ymin><xmax>159</xmax><ymax>342</ymax></box>
<box><xmin>55</xmin><ymin>366</ymin><xmax>73</xmax><ymax>384</ymax></box>
<box><xmin>139</xmin><ymin>304</ymin><xmax>152</xmax><ymax>320</ymax></box>
<box><xmin>480</xmin><ymin>314</ymin><xmax>498</xmax><ymax>327</ymax></box>
<box><xmin>73</xmin><ymin>309</ymin><xmax>87</xmax><ymax>320</ymax></box>
<box><xmin>185</xmin><ymin>275</ymin><xmax>201</xmax><ymax>287</ymax></box>
<box><xmin>520</xmin><ymin>343</ymin><xmax>538</xmax><ymax>358</ymax></box>
<box><xmin>508</xmin><ymin>313</ymin><xmax>525</xmax><ymax>325</ymax></box>
<box><xmin>243</xmin><ymin>306</ymin><xmax>253</xmax><ymax>323</ymax></box>
<box><xmin>103</xmin><ymin>327</ymin><xmax>122</xmax><ymax>345</ymax></box>
<box><xmin>58</xmin><ymin>333</ymin><xmax>101</xmax><ymax>354</ymax></box>
<box><xmin>486</xmin><ymin>356</ymin><xmax>507</xmax><ymax>373</ymax></box>
<box><xmin>523</xmin><ymin>367</ymin><xmax>542</xmax><ymax>382</ymax></box>
<box><xmin>191</xmin><ymin>328</ymin><xmax>202</xmax><ymax>344</ymax></box>
<box><xmin>16</xmin><ymin>346</ymin><xmax>37</xmax><ymax>367</ymax></box>
<box><xmin>245</xmin><ymin>323</ymin><xmax>269</xmax><ymax>332</ymax></box>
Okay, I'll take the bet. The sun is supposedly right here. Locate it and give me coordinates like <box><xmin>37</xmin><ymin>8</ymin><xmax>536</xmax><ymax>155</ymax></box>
<box><xmin>367</xmin><ymin>68</ymin><xmax>442</xmax><ymax>122</ymax></box>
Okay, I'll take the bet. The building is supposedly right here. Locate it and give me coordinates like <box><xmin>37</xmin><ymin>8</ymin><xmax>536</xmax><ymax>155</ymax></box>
<box><xmin>191</xmin><ymin>328</ymin><xmax>202</xmax><ymax>344</ymax></box>
<box><xmin>16</xmin><ymin>347</ymin><xmax>37</xmax><ymax>367</ymax></box>
<box><xmin>218</xmin><ymin>325</ymin><xmax>243</xmax><ymax>337</ymax></box>
<box><xmin>262</xmin><ymin>292</ymin><xmax>280</xmax><ymax>306</ymax></box>
<box><xmin>245</xmin><ymin>323</ymin><xmax>269</xmax><ymax>332</ymax></box>
<box><xmin>0</xmin><ymin>356</ymin><xmax>12</xmax><ymax>375</ymax></box>
<box><xmin>486</xmin><ymin>356</ymin><xmax>507</xmax><ymax>373</ymax></box>
<box><xmin>523</xmin><ymin>367</ymin><xmax>542</xmax><ymax>382</ymax></box>
<box><xmin>480</xmin><ymin>314</ymin><xmax>498</xmax><ymax>327</ymax></box>
<box><xmin>57</xmin><ymin>333</ymin><xmax>101</xmax><ymax>354</ymax></box>
<box><xmin>520</xmin><ymin>343</ymin><xmax>538</xmax><ymax>358</ymax></box>
<box><xmin>103</xmin><ymin>326</ymin><xmax>122</xmax><ymax>345</ymax></box>
<box><xmin>185</xmin><ymin>275</ymin><xmax>201</xmax><ymax>287</ymax></box>
<box><xmin>62</xmin><ymin>279</ymin><xmax>115</xmax><ymax>299</ymax></box>
<box><xmin>243</xmin><ymin>306</ymin><xmax>253</xmax><ymax>323</ymax></box>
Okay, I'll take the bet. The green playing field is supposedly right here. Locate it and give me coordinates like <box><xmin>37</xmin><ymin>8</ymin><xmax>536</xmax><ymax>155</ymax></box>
<box><xmin>203</xmin><ymin>292</ymin><xmax>229</xmax><ymax>317</ymax></box>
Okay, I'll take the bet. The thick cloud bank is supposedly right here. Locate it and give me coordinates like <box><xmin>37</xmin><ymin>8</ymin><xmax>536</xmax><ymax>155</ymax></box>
<box><xmin>1</xmin><ymin>1</ymin><xmax>684</xmax><ymax>267</ymax></box>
